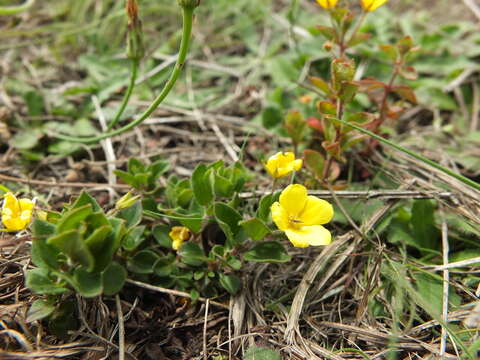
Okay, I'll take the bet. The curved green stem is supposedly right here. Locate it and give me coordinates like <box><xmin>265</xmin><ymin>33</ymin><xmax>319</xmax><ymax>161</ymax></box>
<box><xmin>334</xmin><ymin>118</ymin><xmax>480</xmax><ymax>192</ymax></box>
<box><xmin>107</xmin><ymin>59</ymin><xmax>139</xmax><ymax>130</ymax></box>
<box><xmin>0</xmin><ymin>0</ymin><xmax>35</xmax><ymax>15</ymax></box>
<box><xmin>52</xmin><ymin>6</ymin><xmax>194</xmax><ymax>144</ymax></box>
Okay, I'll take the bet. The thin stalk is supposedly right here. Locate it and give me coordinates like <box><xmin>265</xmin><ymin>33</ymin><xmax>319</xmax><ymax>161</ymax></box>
<box><xmin>345</xmin><ymin>11</ymin><xmax>367</xmax><ymax>47</ymax></box>
<box><xmin>0</xmin><ymin>0</ymin><xmax>35</xmax><ymax>15</ymax></box>
<box><xmin>107</xmin><ymin>59</ymin><xmax>139</xmax><ymax>130</ymax></box>
<box><xmin>322</xmin><ymin>99</ymin><xmax>344</xmax><ymax>183</ymax></box>
<box><xmin>333</xmin><ymin>118</ymin><xmax>480</xmax><ymax>192</ymax></box>
<box><xmin>51</xmin><ymin>6</ymin><xmax>195</xmax><ymax>144</ymax></box>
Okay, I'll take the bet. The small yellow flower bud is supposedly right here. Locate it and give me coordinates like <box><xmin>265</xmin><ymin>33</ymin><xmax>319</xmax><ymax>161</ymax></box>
<box><xmin>169</xmin><ymin>226</ymin><xmax>191</xmax><ymax>250</ymax></box>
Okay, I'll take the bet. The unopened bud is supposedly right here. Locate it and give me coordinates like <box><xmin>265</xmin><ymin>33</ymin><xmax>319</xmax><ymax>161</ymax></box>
<box><xmin>323</xmin><ymin>41</ymin><xmax>333</xmax><ymax>52</ymax></box>
<box><xmin>126</xmin><ymin>0</ymin><xmax>139</xmax><ymax>23</ymax></box>
<box><xmin>177</xmin><ymin>0</ymin><xmax>201</xmax><ymax>8</ymax></box>
<box><xmin>126</xmin><ymin>0</ymin><xmax>145</xmax><ymax>60</ymax></box>
<box><xmin>116</xmin><ymin>191</ymin><xmax>141</xmax><ymax>210</ymax></box>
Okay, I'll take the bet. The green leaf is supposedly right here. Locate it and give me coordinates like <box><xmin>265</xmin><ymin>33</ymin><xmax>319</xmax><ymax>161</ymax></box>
<box><xmin>70</xmin><ymin>191</ymin><xmax>101</xmax><ymax>212</ymax></box>
<box><xmin>84</xmin><ymin>225</ymin><xmax>113</xmax><ymax>251</ymax></box>
<box><xmin>214</xmin><ymin>202</ymin><xmax>242</xmax><ymax>244</ymax></box>
<box><xmin>213</xmin><ymin>174</ymin><xmax>234</xmax><ymax>198</ymax></box>
<box><xmin>414</xmin><ymin>272</ymin><xmax>461</xmax><ymax>316</ymax></box>
<box><xmin>26</xmin><ymin>268</ymin><xmax>68</xmax><ymax>295</ymax></box>
<box><xmin>24</xmin><ymin>91</ymin><xmax>44</xmax><ymax>116</ymax></box>
<box><xmin>117</xmin><ymin>201</ymin><xmax>142</xmax><ymax>229</ymax></box>
<box><xmin>178</xmin><ymin>214</ymin><xmax>204</xmax><ymax>233</ymax></box>
<box><xmin>27</xmin><ymin>299</ymin><xmax>56</xmax><ymax>322</ymax></box>
<box><xmin>128</xmin><ymin>250</ymin><xmax>160</xmax><ymax>274</ymax></box>
<box><xmin>47</xmin><ymin>230</ymin><xmax>94</xmax><ymax>271</ymax></box>
<box><xmin>178</xmin><ymin>242</ymin><xmax>206</xmax><ymax>266</ymax></box>
<box><xmin>219</xmin><ymin>273</ymin><xmax>241</xmax><ymax>295</ymax></box>
<box><xmin>257</xmin><ymin>193</ymin><xmax>279</xmax><ymax>222</ymax></box>
<box><xmin>11</xmin><ymin>128</ymin><xmax>42</xmax><ymax>150</ymax></box>
<box><xmin>244</xmin><ymin>346</ymin><xmax>282</xmax><ymax>360</ymax></box>
<box><xmin>240</xmin><ymin>218</ymin><xmax>271</xmax><ymax>241</ymax></box>
<box><xmin>243</xmin><ymin>241</ymin><xmax>291</xmax><ymax>263</ymax></box>
<box><xmin>102</xmin><ymin>262</ymin><xmax>127</xmax><ymax>296</ymax></box>
<box><xmin>347</xmin><ymin>32</ymin><xmax>371</xmax><ymax>47</ymax></box>
<box><xmin>191</xmin><ymin>164</ymin><xmax>214</xmax><ymax>206</ymax></box>
<box><xmin>152</xmin><ymin>224</ymin><xmax>172</xmax><ymax>248</ymax></box>
<box><xmin>262</xmin><ymin>106</ymin><xmax>283</xmax><ymax>129</ymax></box>
<box><xmin>304</xmin><ymin>149</ymin><xmax>325</xmax><ymax>179</ymax></box>
<box><xmin>226</xmin><ymin>255</ymin><xmax>242</xmax><ymax>270</ymax></box>
<box><xmin>56</xmin><ymin>204</ymin><xmax>93</xmax><ymax>233</ymax></box>
<box><xmin>122</xmin><ymin>225</ymin><xmax>146</xmax><ymax>251</ymax></box>
<box><xmin>411</xmin><ymin>200</ymin><xmax>439</xmax><ymax>250</ymax></box>
<box><xmin>73</xmin><ymin>267</ymin><xmax>103</xmax><ymax>298</ymax></box>
<box><xmin>114</xmin><ymin>170</ymin><xmax>137</xmax><ymax>187</ymax></box>
<box><xmin>148</xmin><ymin>160</ymin><xmax>170</xmax><ymax>179</ymax></box>
<box><xmin>309</xmin><ymin>76</ymin><xmax>330</xmax><ymax>94</ymax></box>
<box><xmin>127</xmin><ymin>158</ymin><xmax>146</xmax><ymax>174</ymax></box>
<box><xmin>314</xmin><ymin>25</ymin><xmax>336</xmax><ymax>41</ymax></box>
<box><xmin>32</xmin><ymin>219</ymin><xmax>56</xmax><ymax>238</ymax></box>
<box><xmin>153</xmin><ymin>255</ymin><xmax>175</xmax><ymax>277</ymax></box>
<box><xmin>31</xmin><ymin>238</ymin><xmax>60</xmax><ymax>270</ymax></box>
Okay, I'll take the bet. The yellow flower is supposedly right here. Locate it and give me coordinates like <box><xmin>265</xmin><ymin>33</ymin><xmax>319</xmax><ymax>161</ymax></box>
<box><xmin>360</xmin><ymin>0</ymin><xmax>389</xmax><ymax>11</ymax></box>
<box><xmin>2</xmin><ymin>192</ymin><xmax>35</xmax><ymax>231</ymax></box>
<box><xmin>271</xmin><ymin>184</ymin><xmax>333</xmax><ymax>248</ymax></box>
<box><xmin>169</xmin><ymin>226</ymin><xmax>191</xmax><ymax>250</ymax></box>
<box><xmin>316</xmin><ymin>0</ymin><xmax>338</xmax><ymax>9</ymax></box>
<box><xmin>265</xmin><ymin>152</ymin><xmax>303</xmax><ymax>179</ymax></box>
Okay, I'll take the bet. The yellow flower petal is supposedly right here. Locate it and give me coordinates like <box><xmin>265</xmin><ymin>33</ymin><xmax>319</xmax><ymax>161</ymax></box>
<box><xmin>285</xmin><ymin>225</ymin><xmax>332</xmax><ymax>248</ymax></box>
<box><xmin>293</xmin><ymin>159</ymin><xmax>303</xmax><ymax>172</ymax></box>
<box><xmin>3</xmin><ymin>193</ymin><xmax>20</xmax><ymax>214</ymax></box>
<box><xmin>279</xmin><ymin>184</ymin><xmax>308</xmax><ymax>218</ymax></box>
<box><xmin>3</xmin><ymin>217</ymin><xmax>28</xmax><ymax>232</ymax></box>
<box><xmin>271</xmin><ymin>202</ymin><xmax>289</xmax><ymax>231</ymax></box>
<box><xmin>172</xmin><ymin>239</ymin><xmax>183</xmax><ymax>250</ymax></box>
<box><xmin>19</xmin><ymin>198</ymin><xmax>35</xmax><ymax>212</ymax></box>
<box><xmin>360</xmin><ymin>0</ymin><xmax>388</xmax><ymax>11</ymax></box>
<box><xmin>316</xmin><ymin>0</ymin><xmax>338</xmax><ymax>9</ymax></box>
<box><xmin>298</xmin><ymin>196</ymin><xmax>334</xmax><ymax>226</ymax></box>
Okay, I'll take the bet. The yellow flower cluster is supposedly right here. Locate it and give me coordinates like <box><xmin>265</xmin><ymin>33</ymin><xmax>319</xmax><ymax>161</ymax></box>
<box><xmin>169</xmin><ymin>226</ymin><xmax>191</xmax><ymax>250</ymax></box>
<box><xmin>1</xmin><ymin>193</ymin><xmax>35</xmax><ymax>231</ymax></box>
<box><xmin>271</xmin><ymin>184</ymin><xmax>333</xmax><ymax>248</ymax></box>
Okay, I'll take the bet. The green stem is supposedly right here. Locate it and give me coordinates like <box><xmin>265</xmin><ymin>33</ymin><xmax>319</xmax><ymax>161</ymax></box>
<box><xmin>334</xmin><ymin>118</ymin><xmax>480</xmax><ymax>192</ymax></box>
<box><xmin>0</xmin><ymin>0</ymin><xmax>35</xmax><ymax>15</ymax></box>
<box><xmin>107</xmin><ymin>59</ymin><xmax>139</xmax><ymax>130</ymax></box>
<box><xmin>51</xmin><ymin>6</ymin><xmax>195</xmax><ymax>144</ymax></box>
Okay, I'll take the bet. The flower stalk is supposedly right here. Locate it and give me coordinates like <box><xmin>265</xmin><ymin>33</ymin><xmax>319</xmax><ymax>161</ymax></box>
<box><xmin>51</xmin><ymin>5</ymin><xmax>196</xmax><ymax>143</ymax></box>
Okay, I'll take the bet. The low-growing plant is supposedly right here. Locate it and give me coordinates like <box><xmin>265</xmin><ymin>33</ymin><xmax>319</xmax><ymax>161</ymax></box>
<box><xmin>271</xmin><ymin>0</ymin><xmax>420</xmax><ymax>188</ymax></box>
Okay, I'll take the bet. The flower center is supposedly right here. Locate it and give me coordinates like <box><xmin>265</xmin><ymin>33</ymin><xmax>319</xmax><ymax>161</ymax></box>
<box><xmin>288</xmin><ymin>216</ymin><xmax>303</xmax><ymax>229</ymax></box>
